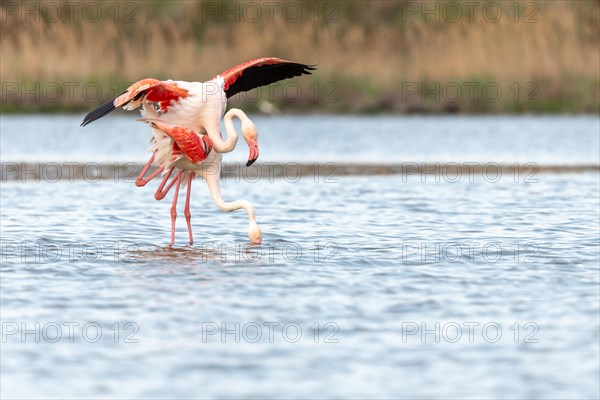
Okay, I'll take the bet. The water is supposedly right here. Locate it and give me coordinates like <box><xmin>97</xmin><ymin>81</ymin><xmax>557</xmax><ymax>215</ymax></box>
<box><xmin>1</xmin><ymin>114</ymin><xmax>599</xmax><ymax>399</ymax></box>
<box><xmin>2</xmin><ymin>114</ymin><xmax>599</xmax><ymax>164</ymax></box>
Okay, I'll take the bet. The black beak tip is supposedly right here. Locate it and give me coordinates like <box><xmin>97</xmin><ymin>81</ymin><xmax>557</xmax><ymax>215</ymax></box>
<box><xmin>246</xmin><ymin>159</ymin><xmax>257</xmax><ymax>167</ymax></box>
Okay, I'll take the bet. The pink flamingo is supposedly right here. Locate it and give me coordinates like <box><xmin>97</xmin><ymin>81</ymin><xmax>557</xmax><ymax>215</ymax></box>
<box><xmin>138</xmin><ymin>106</ymin><xmax>261</xmax><ymax>245</ymax></box>
<box><xmin>81</xmin><ymin>58</ymin><xmax>314</xmax><ymax>245</ymax></box>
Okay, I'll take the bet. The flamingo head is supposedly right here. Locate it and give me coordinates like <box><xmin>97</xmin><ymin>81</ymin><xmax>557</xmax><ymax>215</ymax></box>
<box><xmin>248</xmin><ymin>221</ymin><xmax>262</xmax><ymax>245</ymax></box>
<box><xmin>242</xmin><ymin>121</ymin><xmax>259</xmax><ymax>167</ymax></box>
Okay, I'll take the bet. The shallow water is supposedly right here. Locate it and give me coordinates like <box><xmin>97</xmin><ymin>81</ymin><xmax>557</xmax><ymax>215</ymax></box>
<box><xmin>1</xmin><ymin>115</ymin><xmax>599</xmax><ymax>399</ymax></box>
<box><xmin>2</xmin><ymin>114</ymin><xmax>599</xmax><ymax>164</ymax></box>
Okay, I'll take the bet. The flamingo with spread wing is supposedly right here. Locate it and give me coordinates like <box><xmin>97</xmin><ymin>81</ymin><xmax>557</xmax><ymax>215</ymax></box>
<box><xmin>81</xmin><ymin>57</ymin><xmax>315</xmax><ymax>245</ymax></box>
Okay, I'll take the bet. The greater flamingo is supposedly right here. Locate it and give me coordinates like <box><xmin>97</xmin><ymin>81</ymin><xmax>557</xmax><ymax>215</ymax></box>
<box><xmin>138</xmin><ymin>105</ymin><xmax>261</xmax><ymax>245</ymax></box>
<box><xmin>81</xmin><ymin>58</ymin><xmax>315</xmax><ymax>245</ymax></box>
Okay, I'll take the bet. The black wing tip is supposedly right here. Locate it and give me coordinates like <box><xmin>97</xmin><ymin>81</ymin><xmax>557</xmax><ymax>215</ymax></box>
<box><xmin>293</xmin><ymin>63</ymin><xmax>316</xmax><ymax>76</ymax></box>
<box><xmin>80</xmin><ymin>98</ymin><xmax>117</xmax><ymax>127</ymax></box>
<box><xmin>225</xmin><ymin>61</ymin><xmax>317</xmax><ymax>98</ymax></box>
<box><xmin>302</xmin><ymin>65</ymin><xmax>316</xmax><ymax>75</ymax></box>
<box><xmin>290</xmin><ymin>62</ymin><xmax>317</xmax><ymax>73</ymax></box>
<box><xmin>80</xmin><ymin>90</ymin><xmax>128</xmax><ymax>127</ymax></box>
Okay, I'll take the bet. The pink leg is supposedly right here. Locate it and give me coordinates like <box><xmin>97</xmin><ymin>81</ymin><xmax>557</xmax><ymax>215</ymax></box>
<box><xmin>135</xmin><ymin>152</ymin><xmax>164</xmax><ymax>187</ymax></box>
<box><xmin>169</xmin><ymin>172</ymin><xmax>183</xmax><ymax>245</ymax></box>
<box><xmin>154</xmin><ymin>167</ymin><xmax>178</xmax><ymax>200</ymax></box>
<box><xmin>184</xmin><ymin>172</ymin><xmax>195</xmax><ymax>245</ymax></box>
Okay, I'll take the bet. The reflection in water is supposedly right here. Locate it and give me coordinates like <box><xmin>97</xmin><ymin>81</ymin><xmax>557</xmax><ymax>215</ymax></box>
<box><xmin>132</xmin><ymin>245</ymin><xmax>221</xmax><ymax>264</ymax></box>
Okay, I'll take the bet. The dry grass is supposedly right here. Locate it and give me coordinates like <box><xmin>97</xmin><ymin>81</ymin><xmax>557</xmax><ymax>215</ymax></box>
<box><xmin>1</xmin><ymin>0</ymin><xmax>598</xmax><ymax>112</ymax></box>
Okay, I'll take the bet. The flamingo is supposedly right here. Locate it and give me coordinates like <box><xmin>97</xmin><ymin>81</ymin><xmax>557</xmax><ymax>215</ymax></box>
<box><xmin>138</xmin><ymin>106</ymin><xmax>260</xmax><ymax>245</ymax></box>
<box><xmin>81</xmin><ymin>58</ymin><xmax>315</xmax><ymax>245</ymax></box>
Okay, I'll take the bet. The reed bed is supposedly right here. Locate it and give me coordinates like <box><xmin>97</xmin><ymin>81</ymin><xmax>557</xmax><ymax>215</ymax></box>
<box><xmin>1</xmin><ymin>0</ymin><xmax>598</xmax><ymax>113</ymax></box>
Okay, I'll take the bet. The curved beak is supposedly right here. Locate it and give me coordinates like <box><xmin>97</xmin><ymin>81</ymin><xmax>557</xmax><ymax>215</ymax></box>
<box><xmin>246</xmin><ymin>139</ymin><xmax>259</xmax><ymax>167</ymax></box>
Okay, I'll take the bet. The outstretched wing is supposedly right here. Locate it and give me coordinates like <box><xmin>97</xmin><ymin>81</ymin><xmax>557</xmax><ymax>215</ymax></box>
<box><xmin>81</xmin><ymin>79</ymin><xmax>189</xmax><ymax>127</ymax></box>
<box><xmin>217</xmin><ymin>57</ymin><xmax>316</xmax><ymax>98</ymax></box>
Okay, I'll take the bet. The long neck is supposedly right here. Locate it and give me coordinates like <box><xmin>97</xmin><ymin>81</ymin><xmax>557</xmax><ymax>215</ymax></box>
<box><xmin>221</xmin><ymin>108</ymin><xmax>252</xmax><ymax>153</ymax></box>
<box><xmin>219</xmin><ymin>120</ymin><xmax>238</xmax><ymax>153</ymax></box>
<box><xmin>205</xmin><ymin>172</ymin><xmax>256</xmax><ymax>223</ymax></box>
<box><xmin>219</xmin><ymin>108</ymin><xmax>250</xmax><ymax>153</ymax></box>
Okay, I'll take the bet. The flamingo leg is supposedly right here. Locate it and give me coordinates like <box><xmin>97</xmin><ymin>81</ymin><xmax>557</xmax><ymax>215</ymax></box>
<box><xmin>184</xmin><ymin>172</ymin><xmax>194</xmax><ymax>245</ymax></box>
<box><xmin>135</xmin><ymin>152</ymin><xmax>164</xmax><ymax>187</ymax></box>
<box><xmin>169</xmin><ymin>172</ymin><xmax>183</xmax><ymax>245</ymax></box>
<box><xmin>154</xmin><ymin>167</ymin><xmax>177</xmax><ymax>200</ymax></box>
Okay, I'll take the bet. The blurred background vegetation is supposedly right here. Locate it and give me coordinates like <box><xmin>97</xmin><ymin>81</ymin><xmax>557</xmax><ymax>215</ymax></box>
<box><xmin>1</xmin><ymin>0</ymin><xmax>598</xmax><ymax>113</ymax></box>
